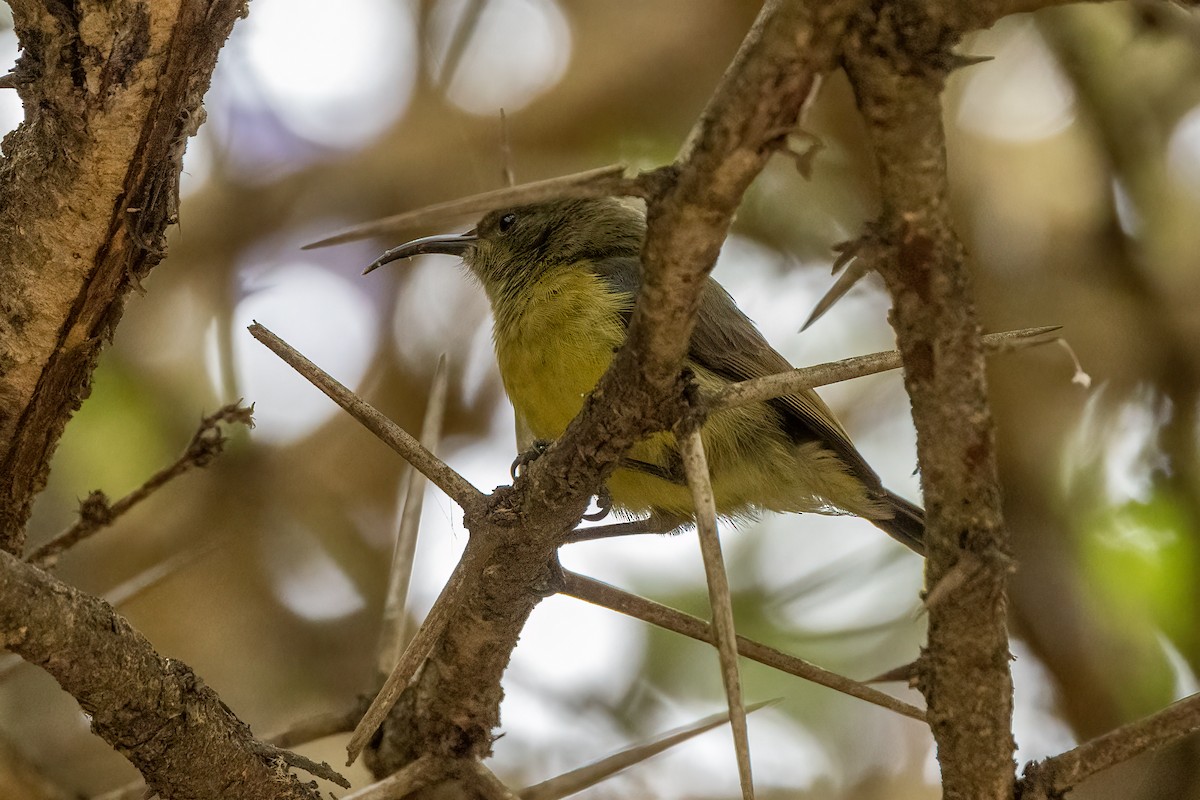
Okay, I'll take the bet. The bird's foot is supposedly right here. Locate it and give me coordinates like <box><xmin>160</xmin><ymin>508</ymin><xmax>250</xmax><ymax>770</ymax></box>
<box><xmin>510</xmin><ymin>439</ymin><xmax>552</xmax><ymax>480</ymax></box>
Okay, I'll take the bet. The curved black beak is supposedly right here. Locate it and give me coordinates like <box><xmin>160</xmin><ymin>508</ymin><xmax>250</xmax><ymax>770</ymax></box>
<box><xmin>362</xmin><ymin>230</ymin><xmax>479</xmax><ymax>275</ymax></box>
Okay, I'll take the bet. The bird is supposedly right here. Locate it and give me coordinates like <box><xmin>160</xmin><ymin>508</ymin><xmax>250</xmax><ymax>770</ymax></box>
<box><xmin>365</xmin><ymin>198</ymin><xmax>925</xmax><ymax>555</ymax></box>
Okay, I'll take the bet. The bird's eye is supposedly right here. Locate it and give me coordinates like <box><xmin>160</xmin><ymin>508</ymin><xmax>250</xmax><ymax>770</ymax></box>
<box><xmin>498</xmin><ymin>213</ymin><xmax>517</xmax><ymax>233</ymax></box>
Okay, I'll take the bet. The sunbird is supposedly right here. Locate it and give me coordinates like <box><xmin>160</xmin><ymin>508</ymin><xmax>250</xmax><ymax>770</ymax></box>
<box><xmin>365</xmin><ymin>198</ymin><xmax>925</xmax><ymax>554</ymax></box>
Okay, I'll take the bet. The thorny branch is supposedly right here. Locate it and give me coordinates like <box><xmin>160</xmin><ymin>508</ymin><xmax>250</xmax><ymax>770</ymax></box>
<box><xmin>1018</xmin><ymin>692</ymin><xmax>1200</xmax><ymax>800</ymax></box>
<box><xmin>25</xmin><ymin>403</ymin><xmax>253</xmax><ymax>568</ymax></box>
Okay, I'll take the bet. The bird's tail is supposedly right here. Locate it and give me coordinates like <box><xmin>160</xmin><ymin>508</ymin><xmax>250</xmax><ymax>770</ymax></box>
<box><xmin>870</xmin><ymin>491</ymin><xmax>926</xmax><ymax>556</ymax></box>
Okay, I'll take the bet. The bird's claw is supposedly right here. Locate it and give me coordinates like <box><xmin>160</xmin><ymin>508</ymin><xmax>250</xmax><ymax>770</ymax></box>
<box><xmin>510</xmin><ymin>439</ymin><xmax>552</xmax><ymax>480</ymax></box>
<box><xmin>581</xmin><ymin>485</ymin><xmax>613</xmax><ymax>522</ymax></box>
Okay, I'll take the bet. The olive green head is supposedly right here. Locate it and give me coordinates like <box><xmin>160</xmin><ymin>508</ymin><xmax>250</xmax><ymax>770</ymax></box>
<box><xmin>365</xmin><ymin>198</ymin><xmax>645</xmax><ymax>297</ymax></box>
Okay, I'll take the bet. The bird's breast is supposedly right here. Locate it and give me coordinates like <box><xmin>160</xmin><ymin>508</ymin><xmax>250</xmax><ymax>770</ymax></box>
<box><xmin>492</xmin><ymin>269</ymin><xmax>630</xmax><ymax>439</ymax></box>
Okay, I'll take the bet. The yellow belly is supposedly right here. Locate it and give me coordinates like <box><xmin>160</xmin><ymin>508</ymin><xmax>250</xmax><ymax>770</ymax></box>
<box><xmin>494</xmin><ymin>269</ymin><xmax>629</xmax><ymax>439</ymax></box>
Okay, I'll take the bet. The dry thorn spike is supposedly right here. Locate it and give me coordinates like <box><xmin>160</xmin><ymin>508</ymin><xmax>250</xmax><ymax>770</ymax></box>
<box><xmin>377</xmin><ymin>354</ymin><xmax>451</xmax><ymax>677</ymax></box>
<box><xmin>867</xmin><ymin>660</ymin><xmax>921</xmax><ymax>686</ymax></box>
<box><xmin>559</xmin><ymin>569</ymin><xmax>926</xmax><ymax>722</ymax></box>
<box><xmin>518</xmin><ymin>701</ymin><xmax>780</xmax><ymax>800</ymax></box>
<box><xmin>713</xmin><ymin>325</ymin><xmax>1061</xmax><ymax>413</ymax></box>
<box><xmin>680</xmin><ymin>424</ymin><xmax>754</xmax><ymax>800</ymax></box>
<box><xmin>301</xmin><ymin>164</ymin><xmax>650</xmax><ymax>250</ymax></box>
<box><xmin>921</xmin><ymin>555</ymin><xmax>980</xmax><ymax>614</ymax></box>
<box><xmin>346</xmin><ymin>551</ymin><xmax>486</xmax><ymax>764</ymax></box>
<box><xmin>248</xmin><ymin>322</ymin><xmax>480</xmax><ymax>510</ymax></box>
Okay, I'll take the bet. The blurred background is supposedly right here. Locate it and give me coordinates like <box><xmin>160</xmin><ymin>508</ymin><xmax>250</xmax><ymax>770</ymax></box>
<box><xmin>2</xmin><ymin>1</ymin><xmax>1199</xmax><ymax>797</ymax></box>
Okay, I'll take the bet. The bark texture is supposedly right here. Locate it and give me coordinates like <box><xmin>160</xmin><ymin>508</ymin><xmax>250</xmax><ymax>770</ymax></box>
<box><xmin>0</xmin><ymin>0</ymin><xmax>246</xmax><ymax>553</ymax></box>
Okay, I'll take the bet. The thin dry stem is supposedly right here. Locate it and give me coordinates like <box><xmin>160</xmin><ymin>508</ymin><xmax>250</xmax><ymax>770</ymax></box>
<box><xmin>712</xmin><ymin>326</ymin><xmax>1061</xmax><ymax>413</ymax></box>
<box><xmin>341</xmin><ymin>755</ymin><xmax>446</xmax><ymax>800</ymax></box>
<box><xmin>559</xmin><ymin>570</ymin><xmax>926</xmax><ymax>723</ymax></box>
<box><xmin>268</xmin><ymin>707</ymin><xmax>362</xmax><ymax>750</ymax></box>
<box><xmin>348</xmin><ymin>553</ymin><xmax>480</xmax><ymax>764</ymax></box>
<box><xmin>377</xmin><ymin>355</ymin><xmax>451</xmax><ymax>677</ymax></box>
<box><xmin>680</xmin><ymin>425</ymin><xmax>754</xmax><ymax>800</ymax></box>
<box><xmin>302</xmin><ymin>165</ymin><xmax>655</xmax><ymax>250</ymax></box>
<box><xmin>519</xmin><ymin>701</ymin><xmax>778</xmax><ymax>800</ymax></box>
<box><xmin>435</xmin><ymin>0</ymin><xmax>487</xmax><ymax>93</ymax></box>
<box><xmin>104</xmin><ymin>541</ymin><xmax>222</xmax><ymax>607</ymax></box>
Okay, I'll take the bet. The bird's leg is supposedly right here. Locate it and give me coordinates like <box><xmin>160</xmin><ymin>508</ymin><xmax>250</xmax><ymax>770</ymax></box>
<box><xmin>566</xmin><ymin>512</ymin><xmax>687</xmax><ymax>544</ymax></box>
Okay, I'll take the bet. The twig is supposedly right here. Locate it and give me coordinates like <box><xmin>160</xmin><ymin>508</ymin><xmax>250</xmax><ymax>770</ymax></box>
<box><xmin>499</xmin><ymin>109</ymin><xmax>516</xmax><ymax>188</ymax></box>
<box><xmin>801</xmin><ymin>243</ymin><xmax>874</xmax><ymax>331</ymax></box>
<box><xmin>469</xmin><ymin>763</ymin><xmax>521</xmax><ymax>800</ymax></box>
<box><xmin>25</xmin><ymin>404</ymin><xmax>253</xmax><ymax>568</ymax></box>
<box><xmin>268</xmin><ymin>706</ymin><xmax>362</xmax><ymax>749</ymax></box>
<box><xmin>377</xmin><ymin>355</ymin><xmax>450</xmax><ymax>677</ymax></box>
<box><xmin>105</xmin><ymin>540</ymin><xmax>223</xmax><ymax>607</ymax></box>
<box><xmin>518</xmin><ymin>701</ymin><xmax>778</xmax><ymax>800</ymax></box>
<box><xmin>341</xmin><ymin>755</ymin><xmax>446</xmax><ymax>800</ymax></box>
<box><xmin>347</xmin><ymin>553</ymin><xmax>479</xmax><ymax>765</ymax></box>
<box><xmin>679</xmin><ymin>425</ymin><xmax>754</xmax><ymax>800</ymax></box>
<box><xmin>435</xmin><ymin>0</ymin><xmax>488</xmax><ymax>92</ymax></box>
<box><xmin>248</xmin><ymin>323</ymin><xmax>480</xmax><ymax>511</ymax></box>
<box><xmin>711</xmin><ymin>326</ymin><xmax>1061</xmax><ymax>413</ymax></box>
<box><xmin>301</xmin><ymin>165</ymin><xmax>658</xmax><ymax>250</ymax></box>
<box><xmin>250</xmin><ymin>741</ymin><xmax>349</xmax><ymax>789</ymax></box>
<box><xmin>1018</xmin><ymin>692</ymin><xmax>1200</xmax><ymax>799</ymax></box>
<box><xmin>559</xmin><ymin>570</ymin><xmax>925</xmax><ymax>722</ymax></box>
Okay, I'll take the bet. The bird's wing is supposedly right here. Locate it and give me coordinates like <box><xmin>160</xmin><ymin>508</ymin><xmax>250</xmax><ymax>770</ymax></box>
<box><xmin>688</xmin><ymin>279</ymin><xmax>884</xmax><ymax>491</ymax></box>
<box><xmin>586</xmin><ymin>258</ymin><xmax>882</xmax><ymax>490</ymax></box>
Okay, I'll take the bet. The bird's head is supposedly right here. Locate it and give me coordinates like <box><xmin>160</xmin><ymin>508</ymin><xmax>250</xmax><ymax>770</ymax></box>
<box><xmin>365</xmin><ymin>198</ymin><xmax>645</xmax><ymax>300</ymax></box>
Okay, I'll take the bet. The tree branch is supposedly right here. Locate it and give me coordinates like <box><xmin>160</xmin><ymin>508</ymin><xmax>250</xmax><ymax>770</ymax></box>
<box><xmin>711</xmin><ymin>325</ymin><xmax>1060</xmax><ymax>412</ymax></box>
<box><xmin>0</xmin><ymin>0</ymin><xmax>247</xmax><ymax>553</ymax></box>
<box><xmin>1018</xmin><ymin>693</ymin><xmax>1200</xmax><ymax>799</ymax></box>
<box><xmin>843</xmin><ymin>5</ymin><xmax>1016</xmax><ymax>798</ymax></box>
<box><xmin>302</xmin><ymin>165</ymin><xmax>660</xmax><ymax>250</ymax></box>
<box><xmin>680</xmin><ymin>424</ymin><xmax>753</xmax><ymax>800</ymax></box>
<box><xmin>0</xmin><ymin>551</ymin><xmax>322</xmax><ymax>800</ymax></box>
